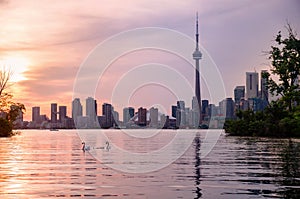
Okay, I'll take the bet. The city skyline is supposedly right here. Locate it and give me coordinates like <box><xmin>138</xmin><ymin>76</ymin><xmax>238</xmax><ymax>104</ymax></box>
<box><xmin>25</xmin><ymin>67</ymin><xmax>271</xmax><ymax>124</ymax></box>
<box><xmin>27</xmin><ymin>66</ymin><xmax>270</xmax><ymax>126</ymax></box>
<box><xmin>1</xmin><ymin>1</ymin><xmax>299</xmax><ymax>121</ymax></box>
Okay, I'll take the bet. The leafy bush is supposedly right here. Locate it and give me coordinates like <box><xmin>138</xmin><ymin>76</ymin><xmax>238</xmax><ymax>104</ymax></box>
<box><xmin>0</xmin><ymin>118</ymin><xmax>13</xmax><ymax>137</ymax></box>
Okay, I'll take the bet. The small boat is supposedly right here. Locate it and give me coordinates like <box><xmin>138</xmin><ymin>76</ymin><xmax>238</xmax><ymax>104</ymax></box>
<box><xmin>50</xmin><ymin>128</ymin><xmax>59</xmax><ymax>131</ymax></box>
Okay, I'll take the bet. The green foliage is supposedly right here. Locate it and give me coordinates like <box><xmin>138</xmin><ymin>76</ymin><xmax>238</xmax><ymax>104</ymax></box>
<box><xmin>0</xmin><ymin>68</ymin><xmax>25</xmax><ymax>137</ymax></box>
<box><xmin>225</xmin><ymin>103</ymin><xmax>300</xmax><ymax>137</ymax></box>
<box><xmin>0</xmin><ymin>118</ymin><xmax>12</xmax><ymax>137</ymax></box>
<box><xmin>263</xmin><ymin>24</ymin><xmax>300</xmax><ymax>111</ymax></box>
<box><xmin>225</xmin><ymin>25</ymin><xmax>300</xmax><ymax>137</ymax></box>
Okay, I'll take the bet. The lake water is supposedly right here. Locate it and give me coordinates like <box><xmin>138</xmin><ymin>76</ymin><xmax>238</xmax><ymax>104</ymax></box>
<box><xmin>0</xmin><ymin>129</ymin><xmax>299</xmax><ymax>199</ymax></box>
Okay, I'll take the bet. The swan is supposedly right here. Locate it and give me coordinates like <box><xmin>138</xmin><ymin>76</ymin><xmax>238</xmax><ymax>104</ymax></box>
<box><xmin>95</xmin><ymin>141</ymin><xmax>111</xmax><ymax>151</ymax></box>
<box><xmin>105</xmin><ymin>141</ymin><xmax>111</xmax><ymax>151</ymax></box>
<box><xmin>82</xmin><ymin>142</ymin><xmax>90</xmax><ymax>151</ymax></box>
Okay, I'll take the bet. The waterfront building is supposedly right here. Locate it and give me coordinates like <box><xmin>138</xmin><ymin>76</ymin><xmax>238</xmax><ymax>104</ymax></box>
<box><xmin>149</xmin><ymin>107</ymin><xmax>158</xmax><ymax>128</ymax></box>
<box><xmin>50</xmin><ymin>103</ymin><xmax>57</xmax><ymax>123</ymax></box>
<box><xmin>123</xmin><ymin>107</ymin><xmax>135</xmax><ymax>123</ymax></box>
<box><xmin>234</xmin><ymin>86</ymin><xmax>245</xmax><ymax>104</ymax></box>
<box><xmin>86</xmin><ymin>97</ymin><xmax>97</xmax><ymax>127</ymax></box>
<box><xmin>32</xmin><ymin>106</ymin><xmax>41</xmax><ymax>123</ymax></box>
<box><xmin>176</xmin><ymin>101</ymin><xmax>186</xmax><ymax>127</ymax></box>
<box><xmin>76</xmin><ymin>116</ymin><xmax>89</xmax><ymax>129</ymax></box>
<box><xmin>201</xmin><ymin>100</ymin><xmax>209</xmax><ymax>121</ymax></box>
<box><xmin>72</xmin><ymin>98</ymin><xmax>82</xmax><ymax>127</ymax></box>
<box><xmin>59</xmin><ymin>106</ymin><xmax>67</xmax><ymax>122</ymax></box>
<box><xmin>138</xmin><ymin>107</ymin><xmax>147</xmax><ymax>126</ymax></box>
<box><xmin>219</xmin><ymin>98</ymin><xmax>235</xmax><ymax>119</ymax></box>
<box><xmin>171</xmin><ymin>105</ymin><xmax>177</xmax><ymax>118</ymax></box>
<box><xmin>246</xmin><ymin>72</ymin><xmax>259</xmax><ymax>99</ymax></box>
<box><xmin>102</xmin><ymin>103</ymin><xmax>114</xmax><ymax>128</ymax></box>
<box><xmin>160</xmin><ymin>114</ymin><xmax>169</xmax><ymax>128</ymax></box>
<box><xmin>112</xmin><ymin>110</ymin><xmax>119</xmax><ymax>126</ymax></box>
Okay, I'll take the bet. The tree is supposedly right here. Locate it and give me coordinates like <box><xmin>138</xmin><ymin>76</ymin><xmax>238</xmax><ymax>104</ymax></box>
<box><xmin>225</xmin><ymin>24</ymin><xmax>300</xmax><ymax>137</ymax></box>
<box><xmin>0</xmin><ymin>66</ymin><xmax>12</xmax><ymax>96</ymax></box>
<box><xmin>0</xmin><ymin>67</ymin><xmax>25</xmax><ymax>137</ymax></box>
<box><xmin>263</xmin><ymin>24</ymin><xmax>300</xmax><ymax>110</ymax></box>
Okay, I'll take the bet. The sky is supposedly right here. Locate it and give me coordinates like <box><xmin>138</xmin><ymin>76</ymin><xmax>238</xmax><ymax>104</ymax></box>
<box><xmin>0</xmin><ymin>0</ymin><xmax>299</xmax><ymax>121</ymax></box>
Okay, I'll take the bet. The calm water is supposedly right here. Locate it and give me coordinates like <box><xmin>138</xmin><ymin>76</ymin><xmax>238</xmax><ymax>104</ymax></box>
<box><xmin>0</xmin><ymin>129</ymin><xmax>299</xmax><ymax>199</ymax></box>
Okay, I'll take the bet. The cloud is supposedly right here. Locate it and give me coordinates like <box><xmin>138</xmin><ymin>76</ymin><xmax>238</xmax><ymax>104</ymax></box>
<box><xmin>1</xmin><ymin>0</ymin><xmax>300</xmax><ymax>121</ymax></box>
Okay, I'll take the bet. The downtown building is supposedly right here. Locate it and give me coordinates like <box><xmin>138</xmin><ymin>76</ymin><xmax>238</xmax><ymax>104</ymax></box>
<box><xmin>123</xmin><ymin>107</ymin><xmax>135</xmax><ymax>124</ymax></box>
<box><xmin>86</xmin><ymin>97</ymin><xmax>98</xmax><ymax>128</ymax></box>
<box><xmin>72</xmin><ymin>98</ymin><xmax>83</xmax><ymax>128</ymax></box>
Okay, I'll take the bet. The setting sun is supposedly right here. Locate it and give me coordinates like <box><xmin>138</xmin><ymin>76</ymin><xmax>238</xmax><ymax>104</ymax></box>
<box><xmin>0</xmin><ymin>56</ymin><xmax>30</xmax><ymax>82</ymax></box>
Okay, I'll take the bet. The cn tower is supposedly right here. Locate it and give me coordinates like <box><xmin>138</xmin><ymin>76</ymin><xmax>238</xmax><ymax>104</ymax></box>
<box><xmin>192</xmin><ymin>13</ymin><xmax>202</xmax><ymax>125</ymax></box>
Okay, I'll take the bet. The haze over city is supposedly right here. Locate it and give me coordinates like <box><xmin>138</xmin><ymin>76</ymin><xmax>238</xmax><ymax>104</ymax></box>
<box><xmin>1</xmin><ymin>0</ymin><xmax>300</xmax><ymax>121</ymax></box>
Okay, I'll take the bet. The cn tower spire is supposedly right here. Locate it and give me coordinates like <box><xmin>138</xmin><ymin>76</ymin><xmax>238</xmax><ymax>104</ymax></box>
<box><xmin>192</xmin><ymin>12</ymin><xmax>202</xmax><ymax>126</ymax></box>
<box><xmin>196</xmin><ymin>12</ymin><xmax>199</xmax><ymax>50</ymax></box>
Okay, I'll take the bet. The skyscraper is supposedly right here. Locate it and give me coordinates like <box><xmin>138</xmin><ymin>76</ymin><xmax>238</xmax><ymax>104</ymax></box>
<box><xmin>149</xmin><ymin>107</ymin><xmax>158</xmax><ymax>128</ymax></box>
<box><xmin>32</xmin><ymin>106</ymin><xmax>40</xmax><ymax>123</ymax></box>
<box><xmin>123</xmin><ymin>107</ymin><xmax>135</xmax><ymax>123</ymax></box>
<box><xmin>219</xmin><ymin>98</ymin><xmax>235</xmax><ymax>119</ymax></box>
<box><xmin>171</xmin><ymin>105</ymin><xmax>177</xmax><ymax>118</ymax></box>
<box><xmin>86</xmin><ymin>97</ymin><xmax>97</xmax><ymax>124</ymax></box>
<box><xmin>234</xmin><ymin>86</ymin><xmax>245</xmax><ymax>104</ymax></box>
<box><xmin>102</xmin><ymin>103</ymin><xmax>113</xmax><ymax>128</ymax></box>
<box><xmin>192</xmin><ymin>13</ymin><xmax>202</xmax><ymax>125</ymax></box>
<box><xmin>201</xmin><ymin>100</ymin><xmax>209</xmax><ymax>118</ymax></box>
<box><xmin>59</xmin><ymin>106</ymin><xmax>67</xmax><ymax>122</ymax></box>
<box><xmin>246</xmin><ymin>72</ymin><xmax>259</xmax><ymax>99</ymax></box>
<box><xmin>51</xmin><ymin>103</ymin><xmax>57</xmax><ymax>123</ymax></box>
<box><xmin>138</xmin><ymin>107</ymin><xmax>147</xmax><ymax>126</ymax></box>
<box><xmin>72</xmin><ymin>98</ymin><xmax>82</xmax><ymax>126</ymax></box>
<box><xmin>176</xmin><ymin>100</ymin><xmax>186</xmax><ymax>127</ymax></box>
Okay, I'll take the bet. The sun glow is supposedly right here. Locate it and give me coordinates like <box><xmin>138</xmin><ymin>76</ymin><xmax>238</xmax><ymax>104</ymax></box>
<box><xmin>0</xmin><ymin>56</ymin><xmax>30</xmax><ymax>82</ymax></box>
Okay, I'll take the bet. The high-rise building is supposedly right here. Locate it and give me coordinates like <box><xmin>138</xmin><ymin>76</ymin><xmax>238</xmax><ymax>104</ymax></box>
<box><xmin>86</xmin><ymin>97</ymin><xmax>97</xmax><ymax>123</ymax></box>
<box><xmin>234</xmin><ymin>86</ymin><xmax>245</xmax><ymax>104</ymax></box>
<box><xmin>101</xmin><ymin>103</ymin><xmax>119</xmax><ymax>128</ymax></box>
<box><xmin>202</xmin><ymin>100</ymin><xmax>209</xmax><ymax>118</ymax></box>
<box><xmin>261</xmin><ymin>70</ymin><xmax>269</xmax><ymax>104</ymax></box>
<box><xmin>160</xmin><ymin>114</ymin><xmax>169</xmax><ymax>128</ymax></box>
<box><xmin>138</xmin><ymin>107</ymin><xmax>147</xmax><ymax>126</ymax></box>
<box><xmin>123</xmin><ymin>107</ymin><xmax>135</xmax><ymax>123</ymax></box>
<box><xmin>32</xmin><ymin>106</ymin><xmax>40</xmax><ymax>123</ymax></box>
<box><xmin>246</xmin><ymin>72</ymin><xmax>259</xmax><ymax>99</ymax></box>
<box><xmin>171</xmin><ymin>105</ymin><xmax>177</xmax><ymax>118</ymax></box>
<box><xmin>192</xmin><ymin>96</ymin><xmax>199</xmax><ymax>111</ymax></box>
<box><xmin>102</xmin><ymin>103</ymin><xmax>113</xmax><ymax>128</ymax></box>
<box><xmin>149</xmin><ymin>107</ymin><xmax>158</xmax><ymax>128</ymax></box>
<box><xmin>192</xmin><ymin>13</ymin><xmax>202</xmax><ymax>125</ymax></box>
<box><xmin>176</xmin><ymin>100</ymin><xmax>186</xmax><ymax>127</ymax></box>
<box><xmin>59</xmin><ymin>106</ymin><xmax>67</xmax><ymax>122</ymax></box>
<box><xmin>219</xmin><ymin>98</ymin><xmax>235</xmax><ymax>119</ymax></box>
<box><xmin>112</xmin><ymin>110</ymin><xmax>119</xmax><ymax>125</ymax></box>
<box><xmin>72</xmin><ymin>98</ymin><xmax>82</xmax><ymax>126</ymax></box>
<box><xmin>177</xmin><ymin>101</ymin><xmax>185</xmax><ymax>110</ymax></box>
<box><xmin>51</xmin><ymin>103</ymin><xmax>57</xmax><ymax>123</ymax></box>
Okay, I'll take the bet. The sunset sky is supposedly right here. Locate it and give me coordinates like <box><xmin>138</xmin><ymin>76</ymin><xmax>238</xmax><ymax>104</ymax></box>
<box><xmin>1</xmin><ymin>0</ymin><xmax>299</xmax><ymax>121</ymax></box>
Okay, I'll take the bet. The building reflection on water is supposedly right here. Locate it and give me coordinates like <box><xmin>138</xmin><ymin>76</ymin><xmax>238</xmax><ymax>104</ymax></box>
<box><xmin>193</xmin><ymin>133</ymin><xmax>202</xmax><ymax>198</ymax></box>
